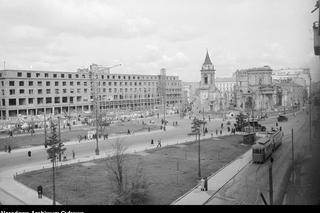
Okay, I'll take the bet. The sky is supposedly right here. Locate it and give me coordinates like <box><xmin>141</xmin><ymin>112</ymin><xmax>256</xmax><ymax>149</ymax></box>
<box><xmin>0</xmin><ymin>0</ymin><xmax>319</xmax><ymax>82</ymax></box>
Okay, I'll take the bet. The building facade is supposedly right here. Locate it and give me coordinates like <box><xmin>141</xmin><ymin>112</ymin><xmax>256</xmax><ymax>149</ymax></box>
<box><xmin>234</xmin><ymin>66</ymin><xmax>277</xmax><ymax>112</ymax></box>
<box><xmin>198</xmin><ymin>51</ymin><xmax>224</xmax><ymax>112</ymax></box>
<box><xmin>215</xmin><ymin>76</ymin><xmax>236</xmax><ymax>107</ymax></box>
<box><xmin>0</xmin><ymin>67</ymin><xmax>182</xmax><ymax>120</ymax></box>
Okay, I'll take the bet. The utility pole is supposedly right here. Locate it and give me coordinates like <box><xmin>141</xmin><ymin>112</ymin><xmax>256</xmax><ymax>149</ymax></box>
<box><xmin>58</xmin><ymin>116</ymin><xmax>61</xmax><ymax>162</ymax></box>
<box><xmin>269</xmin><ymin>157</ymin><xmax>274</xmax><ymax>205</ymax></box>
<box><xmin>44</xmin><ymin>112</ymin><xmax>47</xmax><ymax>148</ymax></box>
<box><xmin>198</xmin><ymin>129</ymin><xmax>201</xmax><ymax>178</ymax></box>
<box><xmin>52</xmin><ymin>152</ymin><xmax>56</xmax><ymax>205</ymax></box>
<box><xmin>292</xmin><ymin>128</ymin><xmax>295</xmax><ymax>183</ymax></box>
<box><xmin>309</xmin><ymin>76</ymin><xmax>312</xmax><ymax>152</ymax></box>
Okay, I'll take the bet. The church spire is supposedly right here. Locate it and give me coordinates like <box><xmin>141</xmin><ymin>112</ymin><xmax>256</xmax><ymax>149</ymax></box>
<box><xmin>203</xmin><ymin>50</ymin><xmax>212</xmax><ymax>65</ymax></box>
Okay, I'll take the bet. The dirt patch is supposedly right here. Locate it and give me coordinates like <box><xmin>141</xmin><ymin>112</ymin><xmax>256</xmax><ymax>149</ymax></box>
<box><xmin>16</xmin><ymin>135</ymin><xmax>250</xmax><ymax>205</ymax></box>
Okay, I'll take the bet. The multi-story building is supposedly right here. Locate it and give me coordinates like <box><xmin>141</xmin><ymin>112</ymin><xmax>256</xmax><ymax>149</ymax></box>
<box><xmin>234</xmin><ymin>66</ymin><xmax>276</xmax><ymax>112</ymax></box>
<box><xmin>215</xmin><ymin>76</ymin><xmax>236</xmax><ymax>107</ymax></box>
<box><xmin>0</xmin><ymin>67</ymin><xmax>182</xmax><ymax>120</ymax></box>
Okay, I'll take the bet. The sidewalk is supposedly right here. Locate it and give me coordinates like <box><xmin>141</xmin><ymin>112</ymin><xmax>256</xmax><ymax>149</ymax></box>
<box><xmin>171</xmin><ymin>148</ymin><xmax>252</xmax><ymax>205</ymax></box>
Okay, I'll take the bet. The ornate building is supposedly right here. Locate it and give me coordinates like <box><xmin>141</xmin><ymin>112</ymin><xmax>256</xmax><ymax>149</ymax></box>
<box><xmin>198</xmin><ymin>51</ymin><xmax>224</xmax><ymax>112</ymax></box>
<box><xmin>234</xmin><ymin>66</ymin><xmax>277</xmax><ymax>112</ymax></box>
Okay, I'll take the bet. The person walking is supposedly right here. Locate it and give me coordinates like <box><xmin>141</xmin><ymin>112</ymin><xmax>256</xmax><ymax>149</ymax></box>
<box><xmin>37</xmin><ymin>185</ymin><xmax>43</xmax><ymax>199</ymax></box>
<box><xmin>157</xmin><ymin>139</ymin><xmax>162</xmax><ymax>148</ymax></box>
<box><xmin>28</xmin><ymin>150</ymin><xmax>31</xmax><ymax>158</ymax></box>
<box><xmin>151</xmin><ymin>139</ymin><xmax>154</xmax><ymax>145</ymax></box>
<box><xmin>200</xmin><ymin>178</ymin><xmax>205</xmax><ymax>191</ymax></box>
<box><xmin>72</xmin><ymin>150</ymin><xmax>75</xmax><ymax>159</ymax></box>
<box><xmin>276</xmin><ymin>122</ymin><xmax>278</xmax><ymax>127</ymax></box>
<box><xmin>220</xmin><ymin>130</ymin><xmax>222</xmax><ymax>135</ymax></box>
<box><xmin>204</xmin><ymin>177</ymin><xmax>208</xmax><ymax>191</ymax></box>
<box><xmin>8</xmin><ymin>145</ymin><xmax>11</xmax><ymax>153</ymax></box>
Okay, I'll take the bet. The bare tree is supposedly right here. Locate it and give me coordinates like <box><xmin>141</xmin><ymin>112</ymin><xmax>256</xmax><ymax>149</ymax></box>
<box><xmin>106</xmin><ymin>140</ymin><xmax>127</xmax><ymax>194</ymax></box>
<box><xmin>106</xmin><ymin>140</ymin><xmax>149</xmax><ymax>205</ymax></box>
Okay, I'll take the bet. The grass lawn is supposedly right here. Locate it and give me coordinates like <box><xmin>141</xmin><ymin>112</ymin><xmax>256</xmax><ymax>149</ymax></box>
<box><xmin>0</xmin><ymin>121</ymin><xmax>159</xmax><ymax>151</ymax></box>
<box><xmin>16</xmin><ymin>135</ymin><xmax>250</xmax><ymax>205</ymax></box>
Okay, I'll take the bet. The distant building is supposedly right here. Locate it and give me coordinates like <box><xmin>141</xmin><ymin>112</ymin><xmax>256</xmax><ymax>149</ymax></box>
<box><xmin>198</xmin><ymin>51</ymin><xmax>224</xmax><ymax>112</ymax></box>
<box><xmin>0</xmin><ymin>66</ymin><xmax>182</xmax><ymax>120</ymax></box>
<box><xmin>215</xmin><ymin>76</ymin><xmax>236</xmax><ymax>107</ymax></box>
<box><xmin>234</xmin><ymin>66</ymin><xmax>276</xmax><ymax>112</ymax></box>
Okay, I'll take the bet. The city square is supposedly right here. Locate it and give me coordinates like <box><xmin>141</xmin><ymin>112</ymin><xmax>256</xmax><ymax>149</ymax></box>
<box><xmin>0</xmin><ymin>0</ymin><xmax>319</xmax><ymax>208</ymax></box>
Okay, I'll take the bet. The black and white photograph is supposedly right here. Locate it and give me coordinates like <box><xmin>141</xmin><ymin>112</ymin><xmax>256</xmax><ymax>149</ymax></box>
<box><xmin>0</xmin><ymin>0</ymin><xmax>319</xmax><ymax>207</ymax></box>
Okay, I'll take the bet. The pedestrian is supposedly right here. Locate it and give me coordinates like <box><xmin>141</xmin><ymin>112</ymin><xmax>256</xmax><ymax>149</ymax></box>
<box><xmin>211</xmin><ymin>132</ymin><xmax>213</xmax><ymax>137</ymax></box>
<box><xmin>164</xmin><ymin>126</ymin><xmax>166</xmax><ymax>131</ymax></box>
<box><xmin>204</xmin><ymin>177</ymin><xmax>208</xmax><ymax>191</ymax></box>
<box><xmin>216</xmin><ymin>129</ymin><xmax>218</xmax><ymax>135</ymax></box>
<box><xmin>84</xmin><ymin>135</ymin><xmax>87</xmax><ymax>141</ymax></box>
<box><xmin>227</xmin><ymin>126</ymin><xmax>230</xmax><ymax>132</ymax></box>
<box><xmin>221</xmin><ymin>123</ymin><xmax>223</xmax><ymax>128</ymax></box>
<box><xmin>128</xmin><ymin>129</ymin><xmax>130</xmax><ymax>135</ymax></box>
<box><xmin>276</xmin><ymin>122</ymin><xmax>278</xmax><ymax>127</ymax></box>
<box><xmin>72</xmin><ymin>150</ymin><xmax>75</xmax><ymax>159</ymax></box>
<box><xmin>37</xmin><ymin>185</ymin><xmax>43</xmax><ymax>199</ymax></box>
<box><xmin>220</xmin><ymin>130</ymin><xmax>222</xmax><ymax>135</ymax></box>
<box><xmin>8</xmin><ymin>145</ymin><xmax>11</xmax><ymax>153</ymax></box>
<box><xmin>280</xmin><ymin>126</ymin><xmax>282</xmax><ymax>131</ymax></box>
<box><xmin>157</xmin><ymin>139</ymin><xmax>162</xmax><ymax>148</ymax></box>
<box><xmin>200</xmin><ymin>178</ymin><xmax>205</xmax><ymax>191</ymax></box>
<box><xmin>151</xmin><ymin>139</ymin><xmax>154</xmax><ymax>145</ymax></box>
<box><xmin>28</xmin><ymin>150</ymin><xmax>31</xmax><ymax>158</ymax></box>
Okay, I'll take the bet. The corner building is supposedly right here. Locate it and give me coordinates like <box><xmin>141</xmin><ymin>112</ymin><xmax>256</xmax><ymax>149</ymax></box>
<box><xmin>0</xmin><ymin>67</ymin><xmax>182</xmax><ymax>120</ymax></box>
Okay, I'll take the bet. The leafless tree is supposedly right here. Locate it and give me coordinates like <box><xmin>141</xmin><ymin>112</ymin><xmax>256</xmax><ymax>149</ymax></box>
<box><xmin>106</xmin><ymin>140</ymin><xmax>149</xmax><ymax>204</ymax></box>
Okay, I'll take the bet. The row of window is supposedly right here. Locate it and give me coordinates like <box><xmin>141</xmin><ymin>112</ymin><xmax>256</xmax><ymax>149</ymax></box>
<box><xmin>15</xmin><ymin>72</ymin><xmax>178</xmax><ymax>81</ymax></box>
<box><xmin>6</xmin><ymin>80</ymin><xmax>179</xmax><ymax>87</ymax></box>
<box><xmin>8</xmin><ymin>96</ymin><xmax>83</xmax><ymax>106</ymax></box>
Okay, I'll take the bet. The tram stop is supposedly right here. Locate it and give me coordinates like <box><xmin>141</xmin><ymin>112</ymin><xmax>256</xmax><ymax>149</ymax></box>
<box><xmin>243</xmin><ymin>133</ymin><xmax>256</xmax><ymax>145</ymax></box>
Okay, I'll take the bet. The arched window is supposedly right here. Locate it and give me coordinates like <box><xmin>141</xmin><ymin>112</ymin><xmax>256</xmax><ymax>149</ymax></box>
<box><xmin>204</xmin><ymin>76</ymin><xmax>208</xmax><ymax>84</ymax></box>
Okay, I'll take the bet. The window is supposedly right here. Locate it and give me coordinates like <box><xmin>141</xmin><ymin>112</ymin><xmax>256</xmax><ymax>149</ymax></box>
<box><xmin>45</xmin><ymin>73</ymin><xmax>49</xmax><ymax>78</ymax></box>
<box><xmin>84</xmin><ymin>88</ymin><xmax>88</xmax><ymax>93</ymax></box>
<box><xmin>61</xmin><ymin>74</ymin><xmax>65</xmax><ymax>78</ymax></box>
<box><xmin>62</xmin><ymin>97</ymin><xmax>68</xmax><ymax>103</ymax></box>
<box><xmin>46</xmin><ymin>81</ymin><xmax>50</xmax><ymax>86</ymax></box>
<box><xmin>62</xmin><ymin>81</ymin><xmax>66</xmax><ymax>86</ymax></box>
<box><xmin>55</xmin><ymin>81</ymin><xmax>59</xmax><ymax>86</ymax></box>
<box><xmin>37</xmin><ymin>98</ymin><xmax>44</xmax><ymax>104</ymax></box>
<box><xmin>2</xmin><ymin>99</ymin><xmax>5</xmax><ymax>106</ymax></box>
<box><xmin>9</xmin><ymin>99</ymin><xmax>16</xmax><ymax>106</ymax></box>
<box><xmin>29</xmin><ymin>89</ymin><xmax>33</xmax><ymax>95</ymax></box>
<box><xmin>84</xmin><ymin>82</ymin><xmax>87</xmax><ymax>86</ymax></box>
<box><xmin>17</xmin><ymin>72</ymin><xmax>22</xmax><ymax>77</ymax></box>
<box><xmin>68</xmin><ymin>74</ymin><xmax>72</xmax><ymax>79</ymax></box>
<box><xmin>37</xmin><ymin>81</ymin><xmax>42</xmax><ymax>86</ymax></box>
<box><xmin>36</xmin><ymin>73</ymin><xmax>40</xmax><ymax>77</ymax></box>
<box><xmin>75</xmin><ymin>74</ymin><xmax>79</xmax><ymax>78</ymax></box>
<box><xmin>46</xmin><ymin>97</ymin><xmax>52</xmax><ymax>104</ymax></box>
<box><xmin>46</xmin><ymin>89</ymin><xmax>51</xmax><ymax>94</ymax></box>
<box><xmin>114</xmin><ymin>82</ymin><xmax>117</xmax><ymax>86</ymax></box>
<box><xmin>9</xmin><ymin>89</ymin><xmax>15</xmax><ymax>95</ymax></box>
<box><xmin>70</xmin><ymin>89</ymin><xmax>74</xmax><ymax>93</ymax></box>
<box><xmin>77</xmin><ymin>96</ymin><xmax>82</xmax><ymax>102</ymax></box>
<box><xmin>19</xmin><ymin>81</ymin><xmax>24</xmax><ymax>86</ymax></box>
<box><xmin>53</xmin><ymin>74</ymin><xmax>57</xmax><ymax>78</ymax></box>
<box><xmin>38</xmin><ymin>89</ymin><xmax>42</xmax><ymax>94</ymax></box>
<box><xmin>27</xmin><ymin>73</ymin><xmax>31</xmax><ymax>78</ymax></box>
<box><xmin>55</xmin><ymin>89</ymin><xmax>59</xmax><ymax>94</ymax></box>
<box><xmin>70</xmin><ymin>81</ymin><xmax>74</xmax><ymax>86</ymax></box>
<box><xmin>109</xmin><ymin>88</ymin><xmax>112</xmax><ymax>92</ymax></box>
<box><xmin>63</xmin><ymin>89</ymin><xmax>67</xmax><ymax>93</ymax></box>
<box><xmin>19</xmin><ymin>98</ymin><xmax>26</xmax><ymax>105</ymax></box>
<box><xmin>77</xmin><ymin>81</ymin><xmax>80</xmax><ymax>86</ymax></box>
<box><xmin>29</xmin><ymin>81</ymin><xmax>33</xmax><ymax>86</ymax></box>
<box><xmin>19</xmin><ymin>89</ymin><xmax>24</xmax><ymax>94</ymax></box>
<box><xmin>54</xmin><ymin>97</ymin><xmax>60</xmax><ymax>104</ymax></box>
<box><xmin>77</xmin><ymin>88</ymin><xmax>81</xmax><ymax>93</ymax></box>
<box><xmin>28</xmin><ymin>98</ymin><xmax>34</xmax><ymax>104</ymax></box>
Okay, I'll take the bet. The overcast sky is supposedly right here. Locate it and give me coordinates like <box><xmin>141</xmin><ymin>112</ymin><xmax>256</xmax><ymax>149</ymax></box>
<box><xmin>0</xmin><ymin>0</ymin><xmax>319</xmax><ymax>82</ymax></box>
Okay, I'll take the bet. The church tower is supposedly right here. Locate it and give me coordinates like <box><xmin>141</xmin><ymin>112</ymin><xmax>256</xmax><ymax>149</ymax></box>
<box><xmin>200</xmin><ymin>50</ymin><xmax>215</xmax><ymax>90</ymax></box>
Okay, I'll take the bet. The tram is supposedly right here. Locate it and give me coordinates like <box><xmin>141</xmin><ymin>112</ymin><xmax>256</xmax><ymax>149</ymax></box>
<box><xmin>252</xmin><ymin>129</ymin><xmax>283</xmax><ymax>163</ymax></box>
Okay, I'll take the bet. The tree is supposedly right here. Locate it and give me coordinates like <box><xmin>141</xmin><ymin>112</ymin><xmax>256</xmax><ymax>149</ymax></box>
<box><xmin>235</xmin><ymin>113</ymin><xmax>248</xmax><ymax>131</ymax></box>
<box><xmin>106</xmin><ymin>140</ymin><xmax>149</xmax><ymax>205</ymax></box>
<box><xmin>191</xmin><ymin>118</ymin><xmax>205</xmax><ymax>179</ymax></box>
<box><xmin>46</xmin><ymin>119</ymin><xmax>66</xmax><ymax>205</ymax></box>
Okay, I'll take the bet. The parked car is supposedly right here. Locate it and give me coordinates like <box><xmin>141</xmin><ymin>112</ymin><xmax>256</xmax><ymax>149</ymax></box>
<box><xmin>277</xmin><ymin>115</ymin><xmax>288</xmax><ymax>122</ymax></box>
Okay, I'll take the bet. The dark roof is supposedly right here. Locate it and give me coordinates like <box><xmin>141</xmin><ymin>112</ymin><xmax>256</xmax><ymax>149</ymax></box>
<box><xmin>203</xmin><ymin>51</ymin><xmax>212</xmax><ymax>65</ymax></box>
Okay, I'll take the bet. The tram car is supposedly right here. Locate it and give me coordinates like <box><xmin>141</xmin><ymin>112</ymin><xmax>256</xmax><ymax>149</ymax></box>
<box><xmin>252</xmin><ymin>129</ymin><xmax>283</xmax><ymax>163</ymax></box>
